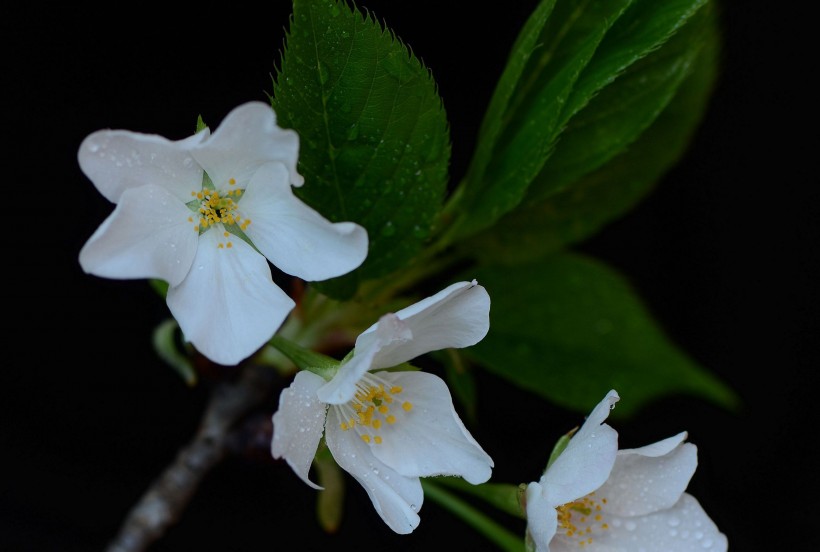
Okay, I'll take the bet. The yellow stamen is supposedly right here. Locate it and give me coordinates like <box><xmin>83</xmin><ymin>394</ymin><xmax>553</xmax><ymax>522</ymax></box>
<box><xmin>556</xmin><ymin>494</ymin><xmax>610</xmax><ymax>547</ymax></box>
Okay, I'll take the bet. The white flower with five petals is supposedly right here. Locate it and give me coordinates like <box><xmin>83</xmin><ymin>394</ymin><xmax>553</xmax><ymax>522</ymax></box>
<box><xmin>271</xmin><ymin>280</ymin><xmax>494</xmax><ymax>534</ymax></box>
<box><xmin>525</xmin><ymin>390</ymin><xmax>728</xmax><ymax>552</ymax></box>
<box><xmin>78</xmin><ymin>102</ymin><xmax>368</xmax><ymax>366</ymax></box>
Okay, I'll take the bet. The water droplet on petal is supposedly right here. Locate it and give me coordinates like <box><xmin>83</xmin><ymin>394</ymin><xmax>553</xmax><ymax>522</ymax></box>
<box><xmin>87</xmin><ymin>142</ymin><xmax>100</xmax><ymax>153</ymax></box>
<box><xmin>410</xmin><ymin>504</ymin><xmax>417</xmax><ymax>512</ymax></box>
<box><xmin>624</xmin><ymin>521</ymin><xmax>637</xmax><ymax>531</ymax></box>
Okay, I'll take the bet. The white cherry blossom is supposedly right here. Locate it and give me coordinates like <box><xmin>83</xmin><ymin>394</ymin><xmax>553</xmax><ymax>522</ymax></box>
<box><xmin>271</xmin><ymin>281</ymin><xmax>494</xmax><ymax>534</ymax></box>
<box><xmin>79</xmin><ymin>102</ymin><xmax>368</xmax><ymax>365</ymax></box>
<box><xmin>525</xmin><ymin>390</ymin><xmax>728</xmax><ymax>551</ymax></box>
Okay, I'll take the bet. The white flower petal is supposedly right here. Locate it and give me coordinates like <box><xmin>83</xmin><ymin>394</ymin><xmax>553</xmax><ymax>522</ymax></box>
<box><xmin>356</xmin><ymin>280</ymin><xmax>491</xmax><ymax>370</ymax></box>
<box><xmin>525</xmin><ymin>482</ymin><xmax>559</xmax><ymax>552</ymax></box>
<box><xmin>239</xmin><ymin>162</ymin><xmax>368</xmax><ymax>280</ymax></box>
<box><xmin>166</xmin><ymin>229</ymin><xmax>295</xmax><ymax>365</ymax></box>
<box><xmin>317</xmin><ymin>313</ymin><xmax>412</xmax><ymax>405</ymax></box>
<box><xmin>191</xmin><ymin>102</ymin><xmax>303</xmax><ymax>189</ymax></box>
<box><xmin>598</xmin><ymin>433</ymin><xmax>697</xmax><ymax>517</ymax></box>
<box><xmin>540</xmin><ymin>390</ymin><xmax>619</xmax><ymax>506</ymax></box>
<box><xmin>552</xmin><ymin>494</ymin><xmax>727</xmax><ymax>552</ymax></box>
<box><xmin>271</xmin><ymin>371</ymin><xmax>329</xmax><ymax>490</ymax></box>
<box><xmin>367</xmin><ymin>371</ymin><xmax>493</xmax><ymax>484</ymax></box>
<box><xmin>79</xmin><ymin>185</ymin><xmax>198</xmax><ymax>286</ymax></box>
<box><xmin>78</xmin><ymin>129</ymin><xmax>206</xmax><ymax>203</ymax></box>
<box><xmin>326</xmin><ymin>406</ymin><xmax>423</xmax><ymax>534</ymax></box>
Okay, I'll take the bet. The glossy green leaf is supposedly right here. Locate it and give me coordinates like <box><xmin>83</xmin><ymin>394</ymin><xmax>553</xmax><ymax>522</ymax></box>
<box><xmin>446</xmin><ymin>0</ymin><xmax>710</xmax><ymax>242</ymax></box>
<box><xmin>272</xmin><ymin>0</ymin><xmax>449</xmax><ymax>298</ymax></box>
<box><xmin>466</xmin><ymin>254</ymin><xmax>739</xmax><ymax>417</ymax></box>
<box><xmin>462</xmin><ymin>4</ymin><xmax>718</xmax><ymax>263</ymax></box>
<box><xmin>446</xmin><ymin>0</ymin><xmax>632</xmax><ymax>241</ymax></box>
<box><xmin>526</xmin><ymin>0</ymin><xmax>711</xmax><ymax>202</ymax></box>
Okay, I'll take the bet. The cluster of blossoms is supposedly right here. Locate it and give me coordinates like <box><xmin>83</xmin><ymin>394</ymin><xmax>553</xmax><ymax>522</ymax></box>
<box><xmin>525</xmin><ymin>390</ymin><xmax>728</xmax><ymax>551</ymax></box>
<box><xmin>80</xmin><ymin>103</ymin><xmax>728</xmax><ymax>548</ymax></box>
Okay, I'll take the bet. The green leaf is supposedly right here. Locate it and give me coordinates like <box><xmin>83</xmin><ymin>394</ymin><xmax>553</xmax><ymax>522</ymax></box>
<box><xmin>525</xmin><ymin>0</ymin><xmax>712</xmax><ymax>202</ymax></box>
<box><xmin>462</xmin><ymin>4</ymin><xmax>719</xmax><ymax>263</ymax></box>
<box><xmin>445</xmin><ymin>0</ymin><xmax>634</xmax><ymax>241</ymax></box>
<box><xmin>446</xmin><ymin>0</ymin><xmax>710</xmax><ymax>242</ymax></box>
<box><xmin>272</xmin><ymin>0</ymin><xmax>450</xmax><ymax>298</ymax></box>
<box><xmin>466</xmin><ymin>254</ymin><xmax>739</xmax><ymax>417</ymax></box>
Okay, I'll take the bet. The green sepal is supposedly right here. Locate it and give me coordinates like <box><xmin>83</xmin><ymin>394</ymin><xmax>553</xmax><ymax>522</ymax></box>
<box><xmin>545</xmin><ymin>429</ymin><xmax>575</xmax><ymax>471</ymax></box>
<box><xmin>195</xmin><ymin>114</ymin><xmax>207</xmax><ymax>133</ymax></box>
<box><xmin>149</xmin><ymin>278</ymin><xmax>169</xmax><ymax>298</ymax></box>
<box><xmin>314</xmin><ymin>450</ymin><xmax>345</xmax><ymax>533</ymax></box>
<box><xmin>151</xmin><ymin>318</ymin><xmax>196</xmax><ymax>386</ymax></box>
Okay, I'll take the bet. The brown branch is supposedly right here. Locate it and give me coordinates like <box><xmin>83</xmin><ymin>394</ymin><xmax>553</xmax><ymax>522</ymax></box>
<box><xmin>106</xmin><ymin>364</ymin><xmax>275</xmax><ymax>552</ymax></box>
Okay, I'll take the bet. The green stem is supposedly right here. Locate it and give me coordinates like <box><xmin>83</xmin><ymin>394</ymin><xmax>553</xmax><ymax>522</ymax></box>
<box><xmin>421</xmin><ymin>480</ymin><xmax>524</xmax><ymax>552</ymax></box>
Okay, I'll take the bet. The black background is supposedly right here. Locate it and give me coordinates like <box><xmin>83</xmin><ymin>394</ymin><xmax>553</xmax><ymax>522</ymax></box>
<box><xmin>5</xmin><ymin>1</ymin><xmax>816</xmax><ymax>550</ymax></box>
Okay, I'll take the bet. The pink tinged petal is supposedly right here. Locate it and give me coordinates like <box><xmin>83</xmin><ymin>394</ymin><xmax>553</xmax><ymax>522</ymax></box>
<box><xmin>78</xmin><ymin>129</ymin><xmax>207</xmax><ymax>203</ymax></box>
<box><xmin>317</xmin><ymin>313</ymin><xmax>413</xmax><ymax>405</ymax></box>
<box><xmin>368</xmin><ymin>372</ymin><xmax>493</xmax><ymax>484</ymax></box>
<box><xmin>325</xmin><ymin>407</ymin><xmax>423</xmax><ymax>534</ymax></box>
<box><xmin>525</xmin><ymin>482</ymin><xmax>559</xmax><ymax>552</ymax></box>
<box><xmin>165</xmin><ymin>229</ymin><xmax>295</xmax><ymax>366</ymax></box>
<box><xmin>599</xmin><ymin>434</ymin><xmax>698</xmax><ymax>517</ymax></box>
<box><xmin>356</xmin><ymin>281</ymin><xmax>491</xmax><ymax>370</ymax></box>
<box><xmin>271</xmin><ymin>371</ymin><xmax>329</xmax><ymax>490</ymax></box>
<box><xmin>552</xmin><ymin>494</ymin><xmax>727</xmax><ymax>552</ymax></box>
<box><xmin>239</xmin><ymin>162</ymin><xmax>368</xmax><ymax>280</ymax></box>
<box><xmin>191</xmin><ymin>102</ymin><xmax>303</xmax><ymax>189</ymax></box>
<box><xmin>540</xmin><ymin>390</ymin><xmax>620</xmax><ymax>506</ymax></box>
<box><xmin>79</xmin><ymin>185</ymin><xmax>198</xmax><ymax>286</ymax></box>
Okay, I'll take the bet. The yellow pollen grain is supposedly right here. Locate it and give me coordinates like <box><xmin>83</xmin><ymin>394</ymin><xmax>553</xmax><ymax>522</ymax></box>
<box><xmin>340</xmin><ymin>422</ymin><xmax>348</xmax><ymax>431</ymax></box>
<box><xmin>217</xmin><ymin>243</ymin><xmax>224</xmax><ymax>249</ymax></box>
<box><xmin>197</xmin><ymin>192</ymin><xmax>204</xmax><ymax>199</ymax></box>
<box><xmin>402</xmin><ymin>401</ymin><xmax>413</xmax><ymax>412</ymax></box>
<box><xmin>594</xmin><ymin>515</ymin><xmax>602</xmax><ymax>522</ymax></box>
<box><xmin>601</xmin><ymin>523</ymin><xmax>609</xmax><ymax>529</ymax></box>
<box><xmin>188</xmin><ymin>216</ymin><xmax>193</xmax><ymax>222</ymax></box>
<box><xmin>374</xmin><ymin>436</ymin><xmax>382</xmax><ymax>444</ymax></box>
<box><xmin>372</xmin><ymin>419</ymin><xmax>382</xmax><ymax>429</ymax></box>
<box><xmin>361</xmin><ymin>435</ymin><xmax>371</xmax><ymax>443</ymax></box>
<box><xmin>226</xmin><ymin>242</ymin><xmax>233</xmax><ymax>248</ymax></box>
<box><xmin>229</xmin><ymin>178</ymin><xmax>236</xmax><ymax>185</ymax></box>
<box><xmin>223</xmin><ymin>232</ymin><xmax>229</xmax><ymax>237</ymax></box>
<box><xmin>390</xmin><ymin>386</ymin><xmax>402</xmax><ymax>394</ymax></box>
<box><xmin>378</xmin><ymin>405</ymin><xmax>389</xmax><ymax>414</ymax></box>
<box><xmin>386</xmin><ymin>415</ymin><xmax>396</xmax><ymax>424</ymax></box>
<box><xmin>193</xmin><ymin>226</ymin><xmax>199</xmax><ymax>232</ymax></box>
